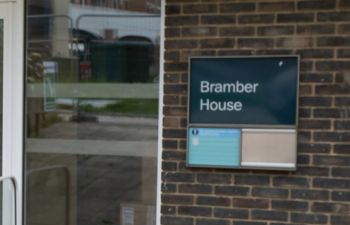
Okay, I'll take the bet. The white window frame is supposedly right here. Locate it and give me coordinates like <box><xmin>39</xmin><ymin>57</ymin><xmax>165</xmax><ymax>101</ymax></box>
<box><xmin>0</xmin><ymin>0</ymin><xmax>24</xmax><ymax>225</ymax></box>
<box><xmin>156</xmin><ymin>1</ymin><xmax>165</xmax><ymax>225</ymax></box>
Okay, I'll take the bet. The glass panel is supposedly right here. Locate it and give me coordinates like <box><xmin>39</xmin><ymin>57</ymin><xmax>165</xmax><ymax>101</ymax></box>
<box><xmin>0</xmin><ymin>19</ymin><xmax>3</xmax><ymax>176</ymax></box>
<box><xmin>25</xmin><ymin>1</ymin><xmax>160</xmax><ymax>225</ymax></box>
<box><xmin>0</xmin><ymin>178</ymin><xmax>16</xmax><ymax>225</ymax></box>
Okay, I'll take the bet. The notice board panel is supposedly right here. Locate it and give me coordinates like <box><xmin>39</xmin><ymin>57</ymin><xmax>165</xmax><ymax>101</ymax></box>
<box><xmin>189</xmin><ymin>56</ymin><xmax>299</xmax><ymax>127</ymax></box>
<box><xmin>187</xmin><ymin>56</ymin><xmax>299</xmax><ymax>171</ymax></box>
<box><xmin>187</xmin><ymin>127</ymin><xmax>241</xmax><ymax>168</ymax></box>
<box><xmin>241</xmin><ymin>129</ymin><xmax>297</xmax><ymax>169</ymax></box>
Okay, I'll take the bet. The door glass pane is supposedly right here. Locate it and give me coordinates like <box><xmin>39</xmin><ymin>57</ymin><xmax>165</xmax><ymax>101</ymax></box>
<box><xmin>25</xmin><ymin>1</ymin><xmax>160</xmax><ymax>225</ymax></box>
<box><xmin>0</xmin><ymin>19</ymin><xmax>3</xmax><ymax>176</ymax></box>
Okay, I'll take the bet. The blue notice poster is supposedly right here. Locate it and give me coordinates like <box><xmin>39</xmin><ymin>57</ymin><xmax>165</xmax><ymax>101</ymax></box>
<box><xmin>188</xmin><ymin>128</ymin><xmax>241</xmax><ymax>168</ymax></box>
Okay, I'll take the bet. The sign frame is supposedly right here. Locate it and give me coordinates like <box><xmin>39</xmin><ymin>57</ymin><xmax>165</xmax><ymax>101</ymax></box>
<box><xmin>186</xmin><ymin>55</ymin><xmax>300</xmax><ymax>170</ymax></box>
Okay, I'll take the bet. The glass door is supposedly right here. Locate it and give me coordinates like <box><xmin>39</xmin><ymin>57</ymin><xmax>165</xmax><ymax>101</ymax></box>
<box><xmin>25</xmin><ymin>1</ymin><xmax>161</xmax><ymax>225</ymax></box>
<box><xmin>0</xmin><ymin>1</ymin><xmax>24</xmax><ymax>225</ymax></box>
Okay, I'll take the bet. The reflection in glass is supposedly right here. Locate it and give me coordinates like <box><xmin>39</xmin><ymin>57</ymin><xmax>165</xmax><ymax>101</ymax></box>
<box><xmin>26</xmin><ymin>1</ymin><xmax>160</xmax><ymax>225</ymax></box>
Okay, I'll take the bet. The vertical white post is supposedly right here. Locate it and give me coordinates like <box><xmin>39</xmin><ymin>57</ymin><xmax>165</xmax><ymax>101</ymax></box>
<box><xmin>0</xmin><ymin>1</ymin><xmax>24</xmax><ymax>225</ymax></box>
<box><xmin>156</xmin><ymin>1</ymin><xmax>165</xmax><ymax>225</ymax></box>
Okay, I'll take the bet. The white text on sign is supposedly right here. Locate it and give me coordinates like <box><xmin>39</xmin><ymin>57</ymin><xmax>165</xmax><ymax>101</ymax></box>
<box><xmin>199</xmin><ymin>81</ymin><xmax>259</xmax><ymax>112</ymax></box>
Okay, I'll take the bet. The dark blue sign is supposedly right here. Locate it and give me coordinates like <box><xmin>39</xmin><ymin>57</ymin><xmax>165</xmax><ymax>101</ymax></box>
<box><xmin>189</xmin><ymin>56</ymin><xmax>299</xmax><ymax>126</ymax></box>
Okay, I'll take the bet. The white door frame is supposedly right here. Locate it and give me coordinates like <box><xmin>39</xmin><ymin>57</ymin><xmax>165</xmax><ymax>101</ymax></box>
<box><xmin>0</xmin><ymin>0</ymin><xmax>24</xmax><ymax>224</ymax></box>
<box><xmin>0</xmin><ymin>1</ymin><xmax>167</xmax><ymax>225</ymax></box>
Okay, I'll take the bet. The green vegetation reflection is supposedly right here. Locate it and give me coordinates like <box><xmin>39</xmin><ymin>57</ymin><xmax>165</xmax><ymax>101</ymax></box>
<box><xmin>80</xmin><ymin>99</ymin><xmax>158</xmax><ymax>116</ymax></box>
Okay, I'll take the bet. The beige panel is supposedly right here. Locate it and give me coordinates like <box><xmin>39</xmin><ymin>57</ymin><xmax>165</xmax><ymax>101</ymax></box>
<box><xmin>241</xmin><ymin>129</ymin><xmax>297</xmax><ymax>169</ymax></box>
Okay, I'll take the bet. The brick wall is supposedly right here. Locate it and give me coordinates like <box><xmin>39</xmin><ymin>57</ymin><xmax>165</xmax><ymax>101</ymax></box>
<box><xmin>161</xmin><ymin>0</ymin><xmax>350</xmax><ymax>225</ymax></box>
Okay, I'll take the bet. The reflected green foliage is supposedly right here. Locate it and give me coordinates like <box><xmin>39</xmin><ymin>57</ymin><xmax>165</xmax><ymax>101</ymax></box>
<box><xmin>102</xmin><ymin>219</ymin><xmax>113</xmax><ymax>225</ymax></box>
<box><xmin>81</xmin><ymin>99</ymin><xmax>158</xmax><ymax>116</ymax></box>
